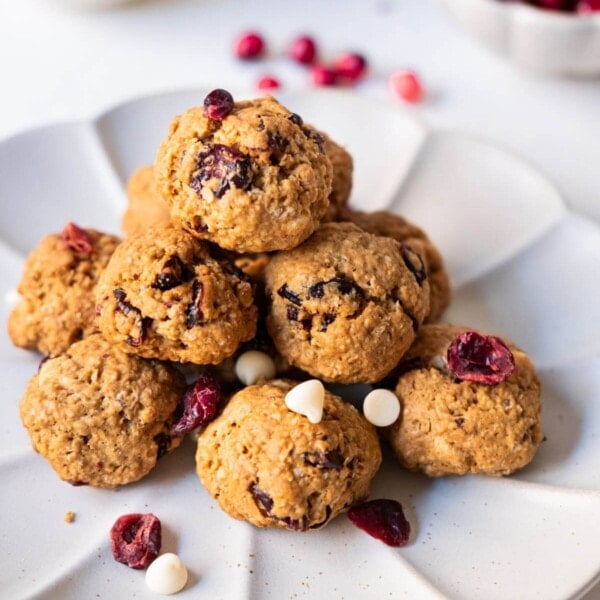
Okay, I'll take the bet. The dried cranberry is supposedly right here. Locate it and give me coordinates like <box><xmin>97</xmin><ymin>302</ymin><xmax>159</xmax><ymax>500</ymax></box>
<box><xmin>171</xmin><ymin>373</ymin><xmax>220</xmax><ymax>436</ymax></box>
<box><xmin>347</xmin><ymin>499</ymin><xmax>410</xmax><ymax>547</ymax></box>
<box><xmin>289</xmin><ymin>35</ymin><xmax>317</xmax><ymax>65</ymax></box>
<box><xmin>288</xmin><ymin>113</ymin><xmax>304</xmax><ymax>127</ymax></box>
<box><xmin>277</xmin><ymin>283</ymin><xmax>302</xmax><ymax>306</ymax></box>
<box><xmin>308</xmin><ymin>283</ymin><xmax>325</xmax><ymax>299</ymax></box>
<box><xmin>250</xmin><ymin>483</ymin><xmax>274</xmax><ymax>514</ymax></box>
<box><xmin>110</xmin><ymin>513</ymin><xmax>161</xmax><ymax>569</ymax></box>
<box><xmin>257</xmin><ymin>75</ymin><xmax>280</xmax><ymax>91</ymax></box>
<box><xmin>335</xmin><ymin>53</ymin><xmax>368</xmax><ymax>82</ymax></box>
<box><xmin>302</xmin><ymin>450</ymin><xmax>344</xmax><ymax>469</ymax></box>
<box><xmin>190</xmin><ymin>143</ymin><xmax>252</xmax><ymax>198</ymax></box>
<box><xmin>576</xmin><ymin>0</ymin><xmax>600</xmax><ymax>11</ymax></box>
<box><xmin>250</xmin><ymin>484</ymin><xmax>309</xmax><ymax>531</ymax></box>
<box><xmin>185</xmin><ymin>279</ymin><xmax>204</xmax><ymax>329</ymax></box>
<box><xmin>60</xmin><ymin>222</ymin><xmax>93</xmax><ymax>256</ymax></box>
<box><xmin>234</xmin><ymin>32</ymin><xmax>265</xmax><ymax>60</ymax></box>
<box><xmin>321</xmin><ymin>313</ymin><xmax>336</xmax><ymax>331</ymax></box>
<box><xmin>280</xmin><ymin>515</ymin><xmax>309</xmax><ymax>532</ymax></box>
<box><xmin>203</xmin><ymin>89</ymin><xmax>234</xmax><ymax>121</ymax></box>
<box><xmin>66</xmin><ymin>479</ymin><xmax>88</xmax><ymax>486</ymax></box>
<box><xmin>401</xmin><ymin>243</ymin><xmax>427</xmax><ymax>285</ymax></box>
<box><xmin>153</xmin><ymin>432</ymin><xmax>172</xmax><ymax>460</ymax></box>
<box><xmin>447</xmin><ymin>331</ymin><xmax>515</xmax><ymax>385</ymax></box>
<box><xmin>113</xmin><ymin>288</ymin><xmax>151</xmax><ymax>347</ymax></box>
<box><xmin>532</xmin><ymin>0</ymin><xmax>573</xmax><ymax>9</ymax></box>
<box><xmin>308</xmin><ymin>277</ymin><xmax>363</xmax><ymax>299</ymax></box>
<box><xmin>311</xmin><ymin>65</ymin><xmax>338</xmax><ymax>87</ymax></box>
<box><xmin>152</xmin><ymin>255</ymin><xmax>190</xmax><ymax>291</ymax></box>
<box><xmin>303</xmin><ymin>129</ymin><xmax>326</xmax><ymax>155</ymax></box>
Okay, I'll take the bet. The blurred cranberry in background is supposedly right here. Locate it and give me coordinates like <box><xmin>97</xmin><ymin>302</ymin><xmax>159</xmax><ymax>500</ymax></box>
<box><xmin>289</xmin><ymin>36</ymin><xmax>317</xmax><ymax>65</ymax></box>
<box><xmin>235</xmin><ymin>32</ymin><xmax>265</xmax><ymax>59</ymax></box>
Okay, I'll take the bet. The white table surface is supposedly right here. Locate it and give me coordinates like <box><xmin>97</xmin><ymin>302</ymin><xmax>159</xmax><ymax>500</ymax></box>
<box><xmin>1</xmin><ymin>0</ymin><xmax>598</xmax><ymax>598</ymax></box>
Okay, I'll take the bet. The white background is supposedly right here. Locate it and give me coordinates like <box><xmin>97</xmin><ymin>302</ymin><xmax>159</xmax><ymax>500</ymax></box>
<box><xmin>1</xmin><ymin>0</ymin><xmax>598</xmax><ymax>598</ymax></box>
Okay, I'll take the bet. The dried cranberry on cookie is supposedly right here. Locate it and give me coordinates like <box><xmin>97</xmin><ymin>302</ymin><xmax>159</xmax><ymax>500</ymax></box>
<box><xmin>155</xmin><ymin>90</ymin><xmax>333</xmax><ymax>253</ymax></box>
<box><xmin>387</xmin><ymin>323</ymin><xmax>543</xmax><ymax>477</ymax></box>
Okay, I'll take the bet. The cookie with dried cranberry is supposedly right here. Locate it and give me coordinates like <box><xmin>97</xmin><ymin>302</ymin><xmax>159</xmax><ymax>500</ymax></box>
<box><xmin>155</xmin><ymin>91</ymin><xmax>333</xmax><ymax>252</ymax></box>
<box><xmin>19</xmin><ymin>335</ymin><xmax>186</xmax><ymax>488</ymax></box>
<box><xmin>196</xmin><ymin>379</ymin><xmax>382</xmax><ymax>531</ymax></box>
<box><xmin>7</xmin><ymin>222</ymin><xmax>120</xmax><ymax>357</ymax></box>
<box><xmin>264</xmin><ymin>222</ymin><xmax>430</xmax><ymax>384</ymax></box>
<box><xmin>341</xmin><ymin>209</ymin><xmax>450</xmax><ymax>322</ymax></box>
<box><xmin>320</xmin><ymin>131</ymin><xmax>353</xmax><ymax>221</ymax></box>
<box><xmin>387</xmin><ymin>323</ymin><xmax>543</xmax><ymax>477</ymax></box>
<box><xmin>96</xmin><ymin>223</ymin><xmax>257</xmax><ymax>364</ymax></box>
<box><xmin>121</xmin><ymin>165</ymin><xmax>170</xmax><ymax>237</ymax></box>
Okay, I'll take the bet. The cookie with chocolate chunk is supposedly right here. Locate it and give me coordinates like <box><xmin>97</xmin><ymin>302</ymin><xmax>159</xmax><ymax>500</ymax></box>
<box><xmin>121</xmin><ymin>165</ymin><xmax>170</xmax><ymax>237</ymax></box>
<box><xmin>341</xmin><ymin>209</ymin><xmax>450</xmax><ymax>322</ymax></box>
<box><xmin>265</xmin><ymin>222</ymin><xmax>430</xmax><ymax>383</ymax></box>
<box><xmin>96</xmin><ymin>222</ymin><xmax>257</xmax><ymax>364</ymax></box>
<box><xmin>19</xmin><ymin>335</ymin><xmax>186</xmax><ymax>488</ymax></box>
<box><xmin>155</xmin><ymin>92</ymin><xmax>333</xmax><ymax>252</ymax></box>
<box><xmin>7</xmin><ymin>222</ymin><xmax>120</xmax><ymax>357</ymax></box>
<box><xmin>388</xmin><ymin>323</ymin><xmax>543</xmax><ymax>477</ymax></box>
<box><xmin>196</xmin><ymin>379</ymin><xmax>382</xmax><ymax>531</ymax></box>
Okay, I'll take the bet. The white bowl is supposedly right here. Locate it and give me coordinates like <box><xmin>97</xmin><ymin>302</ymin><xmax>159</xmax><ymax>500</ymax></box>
<box><xmin>439</xmin><ymin>0</ymin><xmax>600</xmax><ymax>77</ymax></box>
<box><xmin>52</xmin><ymin>0</ymin><xmax>137</xmax><ymax>9</ymax></box>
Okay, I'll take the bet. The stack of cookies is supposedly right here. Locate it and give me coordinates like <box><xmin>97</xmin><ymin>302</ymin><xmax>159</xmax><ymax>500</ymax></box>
<box><xmin>8</xmin><ymin>89</ymin><xmax>543</xmax><ymax>532</ymax></box>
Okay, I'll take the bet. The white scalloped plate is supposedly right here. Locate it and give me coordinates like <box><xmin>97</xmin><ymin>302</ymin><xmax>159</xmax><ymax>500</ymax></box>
<box><xmin>1</xmin><ymin>89</ymin><xmax>599</xmax><ymax>600</ymax></box>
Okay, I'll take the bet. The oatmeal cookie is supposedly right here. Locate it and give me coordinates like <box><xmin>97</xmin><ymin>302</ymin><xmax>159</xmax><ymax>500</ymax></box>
<box><xmin>388</xmin><ymin>323</ymin><xmax>543</xmax><ymax>477</ymax></box>
<box><xmin>7</xmin><ymin>223</ymin><xmax>120</xmax><ymax>357</ymax></box>
<box><xmin>341</xmin><ymin>209</ymin><xmax>450</xmax><ymax>322</ymax></box>
<box><xmin>19</xmin><ymin>335</ymin><xmax>186</xmax><ymax>488</ymax></box>
<box><xmin>196</xmin><ymin>379</ymin><xmax>382</xmax><ymax>531</ymax></box>
<box><xmin>155</xmin><ymin>93</ymin><xmax>333</xmax><ymax>252</ymax></box>
<box><xmin>96</xmin><ymin>222</ymin><xmax>257</xmax><ymax>364</ymax></box>
<box><xmin>232</xmin><ymin>251</ymin><xmax>271</xmax><ymax>281</ymax></box>
<box><xmin>320</xmin><ymin>131</ymin><xmax>353</xmax><ymax>221</ymax></box>
<box><xmin>121</xmin><ymin>165</ymin><xmax>170</xmax><ymax>237</ymax></box>
<box><xmin>265</xmin><ymin>222</ymin><xmax>430</xmax><ymax>383</ymax></box>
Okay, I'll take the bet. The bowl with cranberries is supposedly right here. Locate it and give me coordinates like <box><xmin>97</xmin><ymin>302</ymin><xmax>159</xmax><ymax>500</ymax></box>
<box><xmin>439</xmin><ymin>0</ymin><xmax>600</xmax><ymax>76</ymax></box>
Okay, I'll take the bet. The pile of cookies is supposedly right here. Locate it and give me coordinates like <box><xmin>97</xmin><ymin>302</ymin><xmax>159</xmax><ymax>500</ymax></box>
<box><xmin>8</xmin><ymin>89</ymin><xmax>544</xmax><ymax>534</ymax></box>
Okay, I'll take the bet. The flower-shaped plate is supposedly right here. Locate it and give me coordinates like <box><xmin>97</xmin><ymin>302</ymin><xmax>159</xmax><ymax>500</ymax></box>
<box><xmin>1</xmin><ymin>88</ymin><xmax>599</xmax><ymax>600</ymax></box>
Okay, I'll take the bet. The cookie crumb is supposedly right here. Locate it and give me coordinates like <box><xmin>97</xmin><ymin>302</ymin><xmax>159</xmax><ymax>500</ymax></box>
<box><xmin>64</xmin><ymin>511</ymin><xmax>76</xmax><ymax>523</ymax></box>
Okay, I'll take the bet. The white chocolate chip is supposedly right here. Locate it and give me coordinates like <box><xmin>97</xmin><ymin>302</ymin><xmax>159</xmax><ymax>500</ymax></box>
<box><xmin>4</xmin><ymin>289</ymin><xmax>20</xmax><ymax>309</ymax></box>
<box><xmin>430</xmin><ymin>354</ymin><xmax>447</xmax><ymax>371</ymax></box>
<box><xmin>235</xmin><ymin>350</ymin><xmax>276</xmax><ymax>386</ymax></box>
<box><xmin>363</xmin><ymin>389</ymin><xmax>401</xmax><ymax>427</ymax></box>
<box><xmin>284</xmin><ymin>379</ymin><xmax>325</xmax><ymax>424</ymax></box>
<box><xmin>145</xmin><ymin>553</ymin><xmax>188</xmax><ymax>595</ymax></box>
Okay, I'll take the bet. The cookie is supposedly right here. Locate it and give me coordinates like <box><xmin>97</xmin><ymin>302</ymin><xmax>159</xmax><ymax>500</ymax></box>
<box><xmin>19</xmin><ymin>335</ymin><xmax>186</xmax><ymax>488</ymax></box>
<box><xmin>341</xmin><ymin>209</ymin><xmax>450</xmax><ymax>322</ymax></box>
<box><xmin>155</xmin><ymin>93</ymin><xmax>333</xmax><ymax>252</ymax></box>
<box><xmin>121</xmin><ymin>165</ymin><xmax>170</xmax><ymax>237</ymax></box>
<box><xmin>195</xmin><ymin>379</ymin><xmax>382</xmax><ymax>531</ymax></box>
<box><xmin>264</xmin><ymin>222</ymin><xmax>431</xmax><ymax>383</ymax></box>
<box><xmin>387</xmin><ymin>323</ymin><xmax>543</xmax><ymax>477</ymax></box>
<box><xmin>320</xmin><ymin>131</ymin><xmax>353</xmax><ymax>221</ymax></box>
<box><xmin>232</xmin><ymin>251</ymin><xmax>271</xmax><ymax>281</ymax></box>
<box><xmin>7</xmin><ymin>223</ymin><xmax>120</xmax><ymax>357</ymax></box>
<box><xmin>96</xmin><ymin>222</ymin><xmax>257</xmax><ymax>364</ymax></box>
